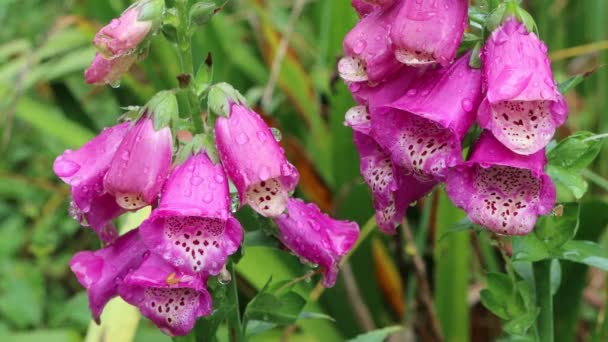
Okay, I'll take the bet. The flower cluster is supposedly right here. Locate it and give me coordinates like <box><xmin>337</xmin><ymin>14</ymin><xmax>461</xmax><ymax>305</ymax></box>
<box><xmin>342</xmin><ymin>1</ymin><xmax>566</xmax><ymax>235</ymax></box>
<box><xmin>56</xmin><ymin>1</ymin><xmax>359</xmax><ymax>336</ymax></box>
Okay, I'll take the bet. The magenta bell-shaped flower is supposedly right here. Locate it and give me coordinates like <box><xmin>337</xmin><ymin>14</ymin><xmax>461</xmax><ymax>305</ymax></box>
<box><xmin>104</xmin><ymin>115</ymin><xmax>172</xmax><ymax>211</ymax></box>
<box><xmin>69</xmin><ymin>229</ymin><xmax>148</xmax><ymax>322</ymax></box>
<box><xmin>479</xmin><ymin>17</ymin><xmax>568</xmax><ymax>155</ymax></box>
<box><xmin>351</xmin><ymin>0</ymin><xmax>396</xmax><ymax>17</ymax></box>
<box><xmin>446</xmin><ymin>131</ymin><xmax>556</xmax><ymax>235</ymax></box>
<box><xmin>54</xmin><ymin>122</ymin><xmax>130</xmax><ymax>242</ymax></box>
<box><xmin>339</xmin><ymin>1</ymin><xmax>403</xmax><ymax>84</ymax></box>
<box><xmin>215</xmin><ymin>103</ymin><xmax>299</xmax><ymax>217</ymax></box>
<box><xmin>118</xmin><ymin>254</ymin><xmax>212</xmax><ymax>336</ymax></box>
<box><xmin>346</xmin><ymin>106</ymin><xmax>435</xmax><ymax>234</ymax></box>
<box><xmin>85</xmin><ymin>53</ymin><xmax>137</xmax><ymax>86</ymax></box>
<box><xmin>93</xmin><ymin>0</ymin><xmax>162</xmax><ymax>58</ymax></box>
<box><xmin>273</xmin><ymin>198</ymin><xmax>360</xmax><ymax>287</ymax></box>
<box><xmin>371</xmin><ymin>53</ymin><xmax>482</xmax><ymax>182</ymax></box>
<box><xmin>390</xmin><ymin>0</ymin><xmax>468</xmax><ymax>66</ymax></box>
<box><xmin>140</xmin><ymin>152</ymin><xmax>243</xmax><ymax>275</ymax></box>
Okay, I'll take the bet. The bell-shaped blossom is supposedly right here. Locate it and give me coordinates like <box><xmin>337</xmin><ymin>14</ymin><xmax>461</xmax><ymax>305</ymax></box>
<box><xmin>140</xmin><ymin>152</ymin><xmax>243</xmax><ymax>275</ymax></box>
<box><xmin>446</xmin><ymin>132</ymin><xmax>556</xmax><ymax>235</ymax></box>
<box><xmin>104</xmin><ymin>116</ymin><xmax>172</xmax><ymax>211</ymax></box>
<box><xmin>339</xmin><ymin>1</ymin><xmax>403</xmax><ymax>84</ymax></box>
<box><xmin>346</xmin><ymin>107</ymin><xmax>435</xmax><ymax>234</ymax></box>
<box><xmin>54</xmin><ymin>123</ymin><xmax>130</xmax><ymax>241</ymax></box>
<box><xmin>351</xmin><ymin>0</ymin><xmax>395</xmax><ymax>17</ymax></box>
<box><xmin>69</xmin><ymin>229</ymin><xmax>148</xmax><ymax>322</ymax></box>
<box><xmin>371</xmin><ymin>53</ymin><xmax>482</xmax><ymax>181</ymax></box>
<box><xmin>85</xmin><ymin>53</ymin><xmax>137</xmax><ymax>86</ymax></box>
<box><xmin>390</xmin><ymin>0</ymin><xmax>468</xmax><ymax>66</ymax></box>
<box><xmin>93</xmin><ymin>0</ymin><xmax>163</xmax><ymax>58</ymax></box>
<box><xmin>479</xmin><ymin>17</ymin><xmax>568</xmax><ymax>155</ymax></box>
<box><xmin>118</xmin><ymin>254</ymin><xmax>212</xmax><ymax>336</ymax></box>
<box><xmin>215</xmin><ymin>103</ymin><xmax>299</xmax><ymax>217</ymax></box>
<box><xmin>273</xmin><ymin>198</ymin><xmax>360</xmax><ymax>287</ymax></box>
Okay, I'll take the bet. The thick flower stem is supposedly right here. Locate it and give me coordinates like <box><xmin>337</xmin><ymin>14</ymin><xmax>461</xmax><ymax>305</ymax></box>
<box><xmin>533</xmin><ymin>259</ymin><xmax>554</xmax><ymax>342</ymax></box>
<box><xmin>175</xmin><ymin>0</ymin><xmax>205</xmax><ymax>134</ymax></box>
<box><xmin>226</xmin><ymin>261</ymin><xmax>244</xmax><ymax>342</ymax></box>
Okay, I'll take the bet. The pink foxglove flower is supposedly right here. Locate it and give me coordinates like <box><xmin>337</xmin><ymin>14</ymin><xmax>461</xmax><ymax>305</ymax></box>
<box><xmin>351</xmin><ymin>0</ymin><xmax>395</xmax><ymax>17</ymax></box>
<box><xmin>446</xmin><ymin>131</ymin><xmax>556</xmax><ymax>235</ymax></box>
<box><xmin>118</xmin><ymin>254</ymin><xmax>212</xmax><ymax>336</ymax></box>
<box><xmin>140</xmin><ymin>152</ymin><xmax>243</xmax><ymax>275</ymax></box>
<box><xmin>215</xmin><ymin>103</ymin><xmax>299</xmax><ymax>217</ymax></box>
<box><xmin>273</xmin><ymin>198</ymin><xmax>359</xmax><ymax>287</ymax></box>
<box><xmin>84</xmin><ymin>53</ymin><xmax>137</xmax><ymax>86</ymax></box>
<box><xmin>104</xmin><ymin>115</ymin><xmax>172</xmax><ymax>211</ymax></box>
<box><xmin>390</xmin><ymin>0</ymin><xmax>468</xmax><ymax>66</ymax></box>
<box><xmin>371</xmin><ymin>53</ymin><xmax>482</xmax><ymax>181</ymax></box>
<box><xmin>339</xmin><ymin>1</ymin><xmax>403</xmax><ymax>84</ymax></box>
<box><xmin>93</xmin><ymin>0</ymin><xmax>163</xmax><ymax>58</ymax></box>
<box><xmin>479</xmin><ymin>17</ymin><xmax>568</xmax><ymax>155</ymax></box>
<box><xmin>53</xmin><ymin>123</ymin><xmax>130</xmax><ymax>242</ymax></box>
<box><xmin>69</xmin><ymin>229</ymin><xmax>148</xmax><ymax>322</ymax></box>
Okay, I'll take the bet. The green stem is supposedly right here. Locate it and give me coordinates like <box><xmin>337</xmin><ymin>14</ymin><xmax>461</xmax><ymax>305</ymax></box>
<box><xmin>488</xmin><ymin>0</ymin><xmax>501</xmax><ymax>11</ymax></box>
<box><xmin>175</xmin><ymin>0</ymin><xmax>205</xmax><ymax>133</ymax></box>
<box><xmin>226</xmin><ymin>261</ymin><xmax>244</xmax><ymax>342</ymax></box>
<box><xmin>533</xmin><ymin>259</ymin><xmax>554</xmax><ymax>342</ymax></box>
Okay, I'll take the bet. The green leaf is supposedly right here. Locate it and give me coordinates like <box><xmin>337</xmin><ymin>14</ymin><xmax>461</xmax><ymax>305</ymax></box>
<box><xmin>547</xmin><ymin>131</ymin><xmax>603</xmax><ymax>170</ymax></box>
<box><xmin>298</xmin><ymin>311</ymin><xmax>335</xmax><ymax>322</ymax></box>
<box><xmin>190</xmin><ymin>1</ymin><xmax>216</xmax><ymax>26</ymax></box>
<box><xmin>512</xmin><ymin>234</ymin><xmax>551</xmax><ymax>262</ymax></box>
<box><xmin>546</xmin><ymin>165</ymin><xmax>588</xmax><ymax>200</ymax></box>
<box><xmin>550</xmin><ymin>259</ymin><xmax>562</xmax><ymax>295</ymax></box>
<box><xmin>243</xmin><ymin>230</ymin><xmax>280</xmax><ymax>249</ymax></box>
<box><xmin>146</xmin><ymin>90</ymin><xmax>178</xmax><ymax>130</ymax></box>
<box><xmin>503</xmin><ymin>309</ymin><xmax>540</xmax><ymax>336</ymax></box>
<box><xmin>486</xmin><ymin>272</ymin><xmax>515</xmax><ymax>299</ymax></box>
<box><xmin>347</xmin><ymin>326</ymin><xmax>402</xmax><ymax>342</ymax></box>
<box><xmin>438</xmin><ymin>217</ymin><xmax>475</xmax><ymax>241</ymax></box>
<box><xmin>0</xmin><ymin>330</ymin><xmax>80</xmax><ymax>342</ymax></box>
<box><xmin>558</xmin><ymin>66</ymin><xmax>602</xmax><ymax>94</ymax></box>
<box><xmin>534</xmin><ymin>203</ymin><xmax>580</xmax><ymax>250</ymax></box>
<box><xmin>557</xmin><ymin>240</ymin><xmax>608</xmax><ymax>271</ymax></box>
<box><xmin>194</xmin><ymin>53</ymin><xmax>213</xmax><ymax>96</ymax></box>
<box><xmin>0</xmin><ymin>262</ymin><xmax>44</xmax><ymax>328</ymax></box>
<box><xmin>480</xmin><ymin>289</ymin><xmax>510</xmax><ymax>320</ymax></box>
<box><xmin>244</xmin><ymin>280</ymin><xmax>307</xmax><ymax>326</ymax></box>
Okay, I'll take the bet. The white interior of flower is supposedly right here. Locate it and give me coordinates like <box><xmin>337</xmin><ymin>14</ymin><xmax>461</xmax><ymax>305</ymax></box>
<box><xmin>338</xmin><ymin>56</ymin><xmax>368</xmax><ymax>82</ymax></box>
<box><xmin>144</xmin><ymin>288</ymin><xmax>198</xmax><ymax>330</ymax></box>
<box><xmin>116</xmin><ymin>192</ymin><xmax>147</xmax><ymax>210</ymax></box>
<box><xmin>246</xmin><ymin>178</ymin><xmax>288</xmax><ymax>217</ymax></box>
<box><xmin>395</xmin><ymin>49</ymin><xmax>435</xmax><ymax>66</ymax></box>
<box><xmin>345</xmin><ymin>105</ymin><xmax>370</xmax><ymax>127</ymax></box>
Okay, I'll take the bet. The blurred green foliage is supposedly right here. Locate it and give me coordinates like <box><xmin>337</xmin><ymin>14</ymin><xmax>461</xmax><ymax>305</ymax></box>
<box><xmin>1</xmin><ymin>0</ymin><xmax>607</xmax><ymax>341</ymax></box>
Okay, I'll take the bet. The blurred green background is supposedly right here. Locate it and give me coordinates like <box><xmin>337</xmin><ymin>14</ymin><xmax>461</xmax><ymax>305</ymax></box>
<box><xmin>0</xmin><ymin>0</ymin><xmax>607</xmax><ymax>341</ymax></box>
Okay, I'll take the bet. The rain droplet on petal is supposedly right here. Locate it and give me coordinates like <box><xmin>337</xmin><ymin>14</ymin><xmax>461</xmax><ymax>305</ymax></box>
<box><xmin>270</xmin><ymin>128</ymin><xmax>282</xmax><ymax>142</ymax></box>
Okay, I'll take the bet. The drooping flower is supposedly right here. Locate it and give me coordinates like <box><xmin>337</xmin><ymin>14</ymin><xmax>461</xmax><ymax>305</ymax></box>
<box><xmin>479</xmin><ymin>17</ymin><xmax>568</xmax><ymax>155</ymax></box>
<box><xmin>118</xmin><ymin>254</ymin><xmax>212</xmax><ymax>336</ymax></box>
<box><xmin>273</xmin><ymin>198</ymin><xmax>360</xmax><ymax>287</ymax></box>
<box><xmin>346</xmin><ymin>106</ymin><xmax>435</xmax><ymax>234</ymax></box>
<box><xmin>351</xmin><ymin>0</ymin><xmax>395</xmax><ymax>17</ymax></box>
<box><xmin>104</xmin><ymin>115</ymin><xmax>173</xmax><ymax>211</ymax></box>
<box><xmin>85</xmin><ymin>53</ymin><xmax>137</xmax><ymax>86</ymax></box>
<box><xmin>93</xmin><ymin>0</ymin><xmax>163</xmax><ymax>58</ymax></box>
<box><xmin>338</xmin><ymin>1</ymin><xmax>403</xmax><ymax>84</ymax></box>
<box><xmin>215</xmin><ymin>103</ymin><xmax>299</xmax><ymax>217</ymax></box>
<box><xmin>371</xmin><ymin>53</ymin><xmax>482</xmax><ymax>181</ymax></box>
<box><xmin>390</xmin><ymin>0</ymin><xmax>468</xmax><ymax>66</ymax></box>
<box><xmin>54</xmin><ymin>122</ymin><xmax>130</xmax><ymax>242</ymax></box>
<box><xmin>69</xmin><ymin>229</ymin><xmax>148</xmax><ymax>322</ymax></box>
<box><xmin>140</xmin><ymin>152</ymin><xmax>243</xmax><ymax>275</ymax></box>
<box><xmin>446</xmin><ymin>131</ymin><xmax>556</xmax><ymax>235</ymax></box>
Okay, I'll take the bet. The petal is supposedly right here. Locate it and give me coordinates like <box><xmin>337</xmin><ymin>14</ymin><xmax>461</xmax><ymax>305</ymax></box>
<box><xmin>85</xmin><ymin>53</ymin><xmax>137</xmax><ymax>85</ymax></box>
<box><xmin>93</xmin><ymin>6</ymin><xmax>153</xmax><ymax>58</ymax></box>
<box><xmin>81</xmin><ymin>193</ymin><xmax>125</xmax><ymax>243</ymax></box>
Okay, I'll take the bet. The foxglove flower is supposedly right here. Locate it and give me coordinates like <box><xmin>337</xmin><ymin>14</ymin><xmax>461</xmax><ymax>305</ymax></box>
<box><xmin>390</xmin><ymin>0</ymin><xmax>468</xmax><ymax>66</ymax></box>
<box><xmin>479</xmin><ymin>17</ymin><xmax>568</xmax><ymax>155</ymax></box>
<box><xmin>215</xmin><ymin>103</ymin><xmax>299</xmax><ymax>217</ymax></box>
<box><xmin>140</xmin><ymin>152</ymin><xmax>243</xmax><ymax>275</ymax></box>
<box><xmin>119</xmin><ymin>254</ymin><xmax>212</xmax><ymax>336</ymax></box>
<box><xmin>69</xmin><ymin>229</ymin><xmax>148</xmax><ymax>322</ymax></box>
<box><xmin>93</xmin><ymin>0</ymin><xmax>163</xmax><ymax>58</ymax></box>
<box><xmin>446</xmin><ymin>132</ymin><xmax>556</xmax><ymax>235</ymax></box>
<box><xmin>339</xmin><ymin>1</ymin><xmax>403</xmax><ymax>83</ymax></box>
<box><xmin>273</xmin><ymin>198</ymin><xmax>359</xmax><ymax>287</ymax></box>
<box><xmin>85</xmin><ymin>53</ymin><xmax>137</xmax><ymax>86</ymax></box>
<box><xmin>104</xmin><ymin>115</ymin><xmax>172</xmax><ymax>210</ymax></box>
<box><xmin>351</xmin><ymin>0</ymin><xmax>395</xmax><ymax>17</ymax></box>
<box><xmin>371</xmin><ymin>53</ymin><xmax>482</xmax><ymax>181</ymax></box>
<box><xmin>54</xmin><ymin>122</ymin><xmax>130</xmax><ymax>242</ymax></box>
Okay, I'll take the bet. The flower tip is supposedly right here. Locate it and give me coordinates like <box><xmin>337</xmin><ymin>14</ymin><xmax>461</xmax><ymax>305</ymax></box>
<box><xmin>338</xmin><ymin>56</ymin><xmax>368</xmax><ymax>82</ymax></box>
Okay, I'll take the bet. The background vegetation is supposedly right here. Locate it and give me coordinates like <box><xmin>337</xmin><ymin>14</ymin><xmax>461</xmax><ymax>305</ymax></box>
<box><xmin>0</xmin><ymin>0</ymin><xmax>607</xmax><ymax>341</ymax></box>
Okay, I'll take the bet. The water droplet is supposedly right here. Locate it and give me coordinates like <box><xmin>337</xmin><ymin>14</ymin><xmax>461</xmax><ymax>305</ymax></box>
<box><xmin>281</xmin><ymin>163</ymin><xmax>293</xmax><ymax>176</ymax></box>
<box><xmin>143</xmin><ymin>166</ymin><xmax>149</xmax><ymax>174</ymax></box>
<box><xmin>256</xmin><ymin>131</ymin><xmax>267</xmax><ymax>142</ymax></box>
<box><xmin>461</xmin><ymin>99</ymin><xmax>473</xmax><ymax>112</ymax></box>
<box><xmin>109</xmin><ymin>80</ymin><xmax>121</xmax><ymax>88</ymax></box>
<box><xmin>236</xmin><ymin>132</ymin><xmax>249</xmax><ymax>145</ymax></box>
<box><xmin>183</xmin><ymin>188</ymin><xmax>192</xmax><ymax>197</ymax></box>
<box><xmin>230</xmin><ymin>194</ymin><xmax>240</xmax><ymax>213</ymax></box>
<box><xmin>218</xmin><ymin>267</ymin><xmax>232</xmax><ymax>285</ymax></box>
<box><xmin>271</xmin><ymin>128</ymin><xmax>282</xmax><ymax>142</ymax></box>
<box><xmin>353</xmin><ymin>39</ymin><xmax>366</xmax><ymax>54</ymax></box>
<box><xmin>190</xmin><ymin>176</ymin><xmax>203</xmax><ymax>185</ymax></box>
<box><xmin>203</xmin><ymin>193</ymin><xmax>213</xmax><ymax>203</ymax></box>
<box><xmin>214</xmin><ymin>174</ymin><xmax>224</xmax><ymax>183</ymax></box>
<box><xmin>54</xmin><ymin>159</ymin><xmax>81</xmax><ymax>177</ymax></box>
<box><xmin>259</xmin><ymin>166</ymin><xmax>271</xmax><ymax>181</ymax></box>
<box><xmin>407</xmin><ymin>89</ymin><xmax>418</xmax><ymax>96</ymax></box>
<box><xmin>121</xmin><ymin>151</ymin><xmax>130</xmax><ymax>161</ymax></box>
